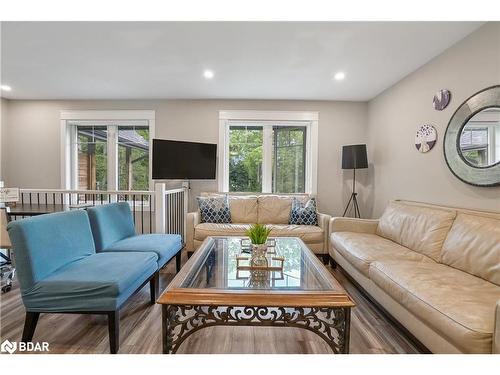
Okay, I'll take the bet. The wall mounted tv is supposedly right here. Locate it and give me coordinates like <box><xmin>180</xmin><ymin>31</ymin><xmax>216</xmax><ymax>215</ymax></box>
<box><xmin>152</xmin><ymin>139</ymin><xmax>217</xmax><ymax>180</ymax></box>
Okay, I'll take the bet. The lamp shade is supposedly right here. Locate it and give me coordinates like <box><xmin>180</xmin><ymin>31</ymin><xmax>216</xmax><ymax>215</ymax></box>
<box><xmin>342</xmin><ymin>144</ymin><xmax>368</xmax><ymax>169</ymax></box>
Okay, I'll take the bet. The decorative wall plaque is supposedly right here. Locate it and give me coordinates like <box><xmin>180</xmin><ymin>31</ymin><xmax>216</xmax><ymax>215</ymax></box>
<box><xmin>415</xmin><ymin>124</ymin><xmax>437</xmax><ymax>153</ymax></box>
<box><xmin>433</xmin><ymin>89</ymin><xmax>451</xmax><ymax>111</ymax></box>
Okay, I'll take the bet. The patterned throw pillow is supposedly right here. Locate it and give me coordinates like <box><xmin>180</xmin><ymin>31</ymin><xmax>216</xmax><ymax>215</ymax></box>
<box><xmin>289</xmin><ymin>197</ymin><xmax>318</xmax><ymax>226</ymax></box>
<box><xmin>197</xmin><ymin>196</ymin><xmax>232</xmax><ymax>223</ymax></box>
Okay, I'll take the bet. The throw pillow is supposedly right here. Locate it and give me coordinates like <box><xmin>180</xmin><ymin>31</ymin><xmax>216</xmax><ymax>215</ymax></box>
<box><xmin>289</xmin><ymin>197</ymin><xmax>318</xmax><ymax>226</ymax></box>
<box><xmin>197</xmin><ymin>196</ymin><xmax>232</xmax><ymax>223</ymax></box>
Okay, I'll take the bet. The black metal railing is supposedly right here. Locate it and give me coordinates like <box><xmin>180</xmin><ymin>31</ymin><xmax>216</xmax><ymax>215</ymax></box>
<box><xmin>11</xmin><ymin>189</ymin><xmax>154</xmax><ymax>234</ymax></box>
<box><xmin>9</xmin><ymin>187</ymin><xmax>187</xmax><ymax>242</ymax></box>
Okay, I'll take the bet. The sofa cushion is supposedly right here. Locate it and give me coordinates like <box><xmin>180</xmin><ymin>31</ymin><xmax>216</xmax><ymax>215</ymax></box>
<box><xmin>194</xmin><ymin>223</ymin><xmax>250</xmax><ymax>241</ymax></box>
<box><xmin>376</xmin><ymin>201</ymin><xmax>456</xmax><ymax>261</ymax></box>
<box><xmin>289</xmin><ymin>197</ymin><xmax>318</xmax><ymax>226</ymax></box>
<box><xmin>330</xmin><ymin>232</ymin><xmax>434</xmax><ymax>276</ymax></box>
<box><xmin>197</xmin><ymin>196</ymin><xmax>232</xmax><ymax>223</ymax></box>
<box><xmin>440</xmin><ymin>213</ymin><xmax>500</xmax><ymax>286</ymax></box>
<box><xmin>229</xmin><ymin>195</ymin><xmax>258</xmax><ymax>223</ymax></box>
<box><xmin>7</xmin><ymin>210</ymin><xmax>96</xmax><ymax>291</ymax></box>
<box><xmin>87</xmin><ymin>202</ymin><xmax>136</xmax><ymax>252</ymax></box>
<box><xmin>21</xmin><ymin>252</ymin><xmax>158</xmax><ymax>312</ymax></box>
<box><xmin>194</xmin><ymin>223</ymin><xmax>323</xmax><ymax>244</ymax></box>
<box><xmin>102</xmin><ymin>233</ymin><xmax>183</xmax><ymax>267</ymax></box>
<box><xmin>267</xmin><ymin>224</ymin><xmax>323</xmax><ymax>244</ymax></box>
<box><xmin>257</xmin><ymin>195</ymin><xmax>294</xmax><ymax>224</ymax></box>
<box><xmin>369</xmin><ymin>260</ymin><xmax>500</xmax><ymax>353</ymax></box>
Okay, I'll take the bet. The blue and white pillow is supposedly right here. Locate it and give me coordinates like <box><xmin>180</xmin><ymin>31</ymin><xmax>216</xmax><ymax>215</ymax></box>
<box><xmin>289</xmin><ymin>197</ymin><xmax>318</xmax><ymax>226</ymax></box>
<box><xmin>197</xmin><ymin>196</ymin><xmax>232</xmax><ymax>224</ymax></box>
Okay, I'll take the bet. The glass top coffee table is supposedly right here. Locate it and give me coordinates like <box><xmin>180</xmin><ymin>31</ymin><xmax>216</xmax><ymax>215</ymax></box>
<box><xmin>158</xmin><ymin>237</ymin><xmax>355</xmax><ymax>354</ymax></box>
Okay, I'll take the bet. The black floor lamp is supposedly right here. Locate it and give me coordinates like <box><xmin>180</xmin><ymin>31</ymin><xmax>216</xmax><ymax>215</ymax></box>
<box><xmin>342</xmin><ymin>144</ymin><xmax>368</xmax><ymax>218</ymax></box>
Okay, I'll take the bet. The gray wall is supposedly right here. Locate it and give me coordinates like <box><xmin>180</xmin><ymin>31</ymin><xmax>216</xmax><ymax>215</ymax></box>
<box><xmin>2</xmin><ymin>22</ymin><xmax>500</xmax><ymax>219</ymax></box>
<box><xmin>368</xmin><ymin>22</ymin><xmax>500</xmax><ymax>217</ymax></box>
<box><xmin>0</xmin><ymin>99</ymin><xmax>369</xmax><ymax>216</ymax></box>
<box><xmin>0</xmin><ymin>98</ymin><xmax>6</xmax><ymax>180</ymax></box>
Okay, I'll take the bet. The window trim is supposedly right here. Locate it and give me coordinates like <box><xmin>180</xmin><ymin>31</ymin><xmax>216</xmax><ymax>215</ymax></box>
<box><xmin>60</xmin><ymin>110</ymin><xmax>155</xmax><ymax>191</ymax></box>
<box><xmin>218</xmin><ymin>110</ymin><xmax>318</xmax><ymax>194</ymax></box>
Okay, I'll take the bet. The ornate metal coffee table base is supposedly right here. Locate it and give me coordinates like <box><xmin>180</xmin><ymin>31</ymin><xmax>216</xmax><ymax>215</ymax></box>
<box><xmin>162</xmin><ymin>304</ymin><xmax>351</xmax><ymax>354</ymax></box>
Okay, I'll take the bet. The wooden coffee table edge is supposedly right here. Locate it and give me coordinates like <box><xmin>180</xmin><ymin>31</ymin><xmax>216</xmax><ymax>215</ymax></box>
<box><xmin>158</xmin><ymin>288</ymin><xmax>355</xmax><ymax>307</ymax></box>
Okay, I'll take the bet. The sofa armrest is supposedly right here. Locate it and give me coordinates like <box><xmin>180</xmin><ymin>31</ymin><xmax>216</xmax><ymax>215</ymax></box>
<box><xmin>317</xmin><ymin>212</ymin><xmax>331</xmax><ymax>253</ymax></box>
<box><xmin>317</xmin><ymin>212</ymin><xmax>331</xmax><ymax>231</ymax></box>
<box><xmin>186</xmin><ymin>211</ymin><xmax>200</xmax><ymax>252</ymax></box>
<box><xmin>329</xmin><ymin>217</ymin><xmax>379</xmax><ymax>235</ymax></box>
<box><xmin>494</xmin><ymin>299</ymin><xmax>500</xmax><ymax>353</ymax></box>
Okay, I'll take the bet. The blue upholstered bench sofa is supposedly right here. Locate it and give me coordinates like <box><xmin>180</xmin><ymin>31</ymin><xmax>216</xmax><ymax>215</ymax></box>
<box><xmin>87</xmin><ymin>202</ymin><xmax>183</xmax><ymax>271</ymax></box>
<box><xmin>7</xmin><ymin>203</ymin><xmax>184</xmax><ymax>354</ymax></box>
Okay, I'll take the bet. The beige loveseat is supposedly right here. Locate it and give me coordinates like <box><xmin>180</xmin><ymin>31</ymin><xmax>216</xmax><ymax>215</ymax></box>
<box><xmin>329</xmin><ymin>200</ymin><xmax>500</xmax><ymax>353</ymax></box>
<box><xmin>186</xmin><ymin>193</ymin><xmax>330</xmax><ymax>258</ymax></box>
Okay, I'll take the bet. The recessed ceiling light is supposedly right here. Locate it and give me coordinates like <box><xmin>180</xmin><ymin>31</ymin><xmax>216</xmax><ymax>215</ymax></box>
<box><xmin>203</xmin><ymin>70</ymin><xmax>214</xmax><ymax>79</ymax></box>
<box><xmin>1</xmin><ymin>85</ymin><xmax>12</xmax><ymax>91</ymax></box>
<box><xmin>333</xmin><ymin>72</ymin><xmax>345</xmax><ymax>81</ymax></box>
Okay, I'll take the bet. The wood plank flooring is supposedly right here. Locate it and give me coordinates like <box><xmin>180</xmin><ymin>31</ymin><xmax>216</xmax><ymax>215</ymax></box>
<box><xmin>0</xmin><ymin>252</ymin><xmax>422</xmax><ymax>354</ymax></box>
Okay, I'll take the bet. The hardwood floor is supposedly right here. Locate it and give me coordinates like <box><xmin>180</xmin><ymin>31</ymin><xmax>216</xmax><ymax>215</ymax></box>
<box><xmin>0</xmin><ymin>252</ymin><xmax>422</xmax><ymax>354</ymax></box>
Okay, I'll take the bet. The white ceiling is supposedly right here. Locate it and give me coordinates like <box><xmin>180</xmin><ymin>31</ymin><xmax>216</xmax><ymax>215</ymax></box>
<box><xmin>0</xmin><ymin>22</ymin><xmax>483</xmax><ymax>101</ymax></box>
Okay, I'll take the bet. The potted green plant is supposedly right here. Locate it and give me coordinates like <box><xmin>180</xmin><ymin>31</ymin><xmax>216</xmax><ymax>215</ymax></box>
<box><xmin>245</xmin><ymin>223</ymin><xmax>272</xmax><ymax>268</ymax></box>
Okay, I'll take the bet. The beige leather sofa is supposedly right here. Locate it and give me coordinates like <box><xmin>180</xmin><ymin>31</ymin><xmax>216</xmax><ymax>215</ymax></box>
<box><xmin>329</xmin><ymin>200</ymin><xmax>500</xmax><ymax>354</ymax></box>
<box><xmin>186</xmin><ymin>193</ymin><xmax>330</xmax><ymax>258</ymax></box>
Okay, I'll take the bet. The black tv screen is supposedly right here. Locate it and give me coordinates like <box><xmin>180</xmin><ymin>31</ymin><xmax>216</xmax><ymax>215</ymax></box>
<box><xmin>152</xmin><ymin>139</ymin><xmax>217</xmax><ymax>179</ymax></box>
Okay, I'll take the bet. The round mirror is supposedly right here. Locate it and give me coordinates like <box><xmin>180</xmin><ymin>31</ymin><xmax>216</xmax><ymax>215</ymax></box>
<box><xmin>459</xmin><ymin>107</ymin><xmax>500</xmax><ymax>168</ymax></box>
<box><xmin>444</xmin><ymin>85</ymin><xmax>500</xmax><ymax>186</ymax></box>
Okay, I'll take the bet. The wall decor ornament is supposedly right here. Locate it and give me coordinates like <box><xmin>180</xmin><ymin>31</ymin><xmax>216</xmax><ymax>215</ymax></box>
<box><xmin>433</xmin><ymin>89</ymin><xmax>451</xmax><ymax>111</ymax></box>
<box><xmin>415</xmin><ymin>124</ymin><xmax>437</xmax><ymax>153</ymax></box>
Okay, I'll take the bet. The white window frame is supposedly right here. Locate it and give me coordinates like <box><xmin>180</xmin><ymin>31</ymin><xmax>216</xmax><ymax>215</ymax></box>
<box><xmin>60</xmin><ymin>110</ymin><xmax>155</xmax><ymax>191</ymax></box>
<box><xmin>218</xmin><ymin>110</ymin><xmax>318</xmax><ymax>194</ymax></box>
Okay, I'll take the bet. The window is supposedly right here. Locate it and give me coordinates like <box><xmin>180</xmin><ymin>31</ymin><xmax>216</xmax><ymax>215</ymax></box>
<box><xmin>229</xmin><ymin>125</ymin><xmax>263</xmax><ymax>192</ymax></box>
<box><xmin>61</xmin><ymin>111</ymin><xmax>155</xmax><ymax>192</ymax></box>
<box><xmin>71</xmin><ymin>123</ymin><xmax>150</xmax><ymax>191</ymax></box>
<box><xmin>76</xmin><ymin>126</ymin><xmax>108</xmax><ymax>190</ymax></box>
<box><xmin>219</xmin><ymin>111</ymin><xmax>318</xmax><ymax>194</ymax></box>
<box><xmin>273</xmin><ymin>126</ymin><xmax>306</xmax><ymax>193</ymax></box>
<box><xmin>117</xmin><ymin>126</ymin><xmax>150</xmax><ymax>191</ymax></box>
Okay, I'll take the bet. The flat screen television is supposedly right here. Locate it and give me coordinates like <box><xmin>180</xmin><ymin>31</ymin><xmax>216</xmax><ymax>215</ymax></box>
<box><xmin>152</xmin><ymin>139</ymin><xmax>217</xmax><ymax>179</ymax></box>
